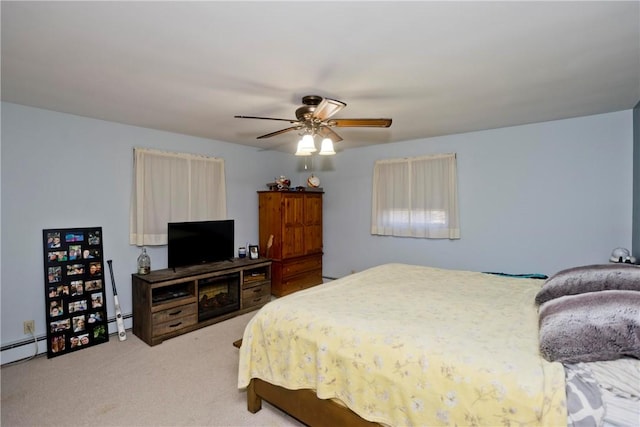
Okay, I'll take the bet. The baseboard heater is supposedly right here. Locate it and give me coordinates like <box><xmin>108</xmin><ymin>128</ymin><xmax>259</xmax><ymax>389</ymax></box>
<box><xmin>0</xmin><ymin>313</ymin><xmax>133</xmax><ymax>353</ymax></box>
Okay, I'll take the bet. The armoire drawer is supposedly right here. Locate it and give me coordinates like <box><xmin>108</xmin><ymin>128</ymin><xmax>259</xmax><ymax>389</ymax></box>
<box><xmin>282</xmin><ymin>256</ymin><xmax>322</xmax><ymax>277</ymax></box>
<box><xmin>280</xmin><ymin>269</ymin><xmax>322</xmax><ymax>293</ymax></box>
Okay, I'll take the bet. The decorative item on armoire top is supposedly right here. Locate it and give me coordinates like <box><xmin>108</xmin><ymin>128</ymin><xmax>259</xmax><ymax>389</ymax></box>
<box><xmin>307</xmin><ymin>174</ymin><xmax>320</xmax><ymax>188</ymax></box>
<box><xmin>276</xmin><ymin>176</ymin><xmax>290</xmax><ymax>188</ymax></box>
<box><xmin>304</xmin><ymin>174</ymin><xmax>323</xmax><ymax>192</ymax></box>
<box><xmin>42</xmin><ymin>226</ymin><xmax>109</xmax><ymax>358</ymax></box>
<box><xmin>266</xmin><ymin>175</ymin><xmax>291</xmax><ymax>191</ymax></box>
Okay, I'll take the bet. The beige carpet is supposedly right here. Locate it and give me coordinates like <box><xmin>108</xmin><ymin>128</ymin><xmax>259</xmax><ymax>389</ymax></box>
<box><xmin>1</xmin><ymin>311</ymin><xmax>303</xmax><ymax>427</ymax></box>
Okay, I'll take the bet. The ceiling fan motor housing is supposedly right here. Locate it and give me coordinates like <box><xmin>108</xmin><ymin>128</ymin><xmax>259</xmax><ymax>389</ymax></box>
<box><xmin>296</xmin><ymin>95</ymin><xmax>323</xmax><ymax>121</ymax></box>
<box><xmin>295</xmin><ymin>106</ymin><xmax>316</xmax><ymax>121</ymax></box>
<box><xmin>301</xmin><ymin>95</ymin><xmax>323</xmax><ymax>106</ymax></box>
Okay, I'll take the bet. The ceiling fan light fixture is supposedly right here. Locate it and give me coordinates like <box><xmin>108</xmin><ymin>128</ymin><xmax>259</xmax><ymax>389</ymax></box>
<box><xmin>295</xmin><ymin>147</ymin><xmax>312</xmax><ymax>156</ymax></box>
<box><xmin>319</xmin><ymin>138</ymin><xmax>336</xmax><ymax>155</ymax></box>
<box><xmin>295</xmin><ymin>134</ymin><xmax>315</xmax><ymax>156</ymax></box>
<box><xmin>295</xmin><ymin>141</ymin><xmax>312</xmax><ymax>156</ymax></box>
<box><xmin>299</xmin><ymin>134</ymin><xmax>317</xmax><ymax>153</ymax></box>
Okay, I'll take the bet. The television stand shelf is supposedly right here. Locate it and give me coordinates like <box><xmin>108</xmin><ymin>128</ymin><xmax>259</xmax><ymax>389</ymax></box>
<box><xmin>132</xmin><ymin>258</ymin><xmax>271</xmax><ymax>346</ymax></box>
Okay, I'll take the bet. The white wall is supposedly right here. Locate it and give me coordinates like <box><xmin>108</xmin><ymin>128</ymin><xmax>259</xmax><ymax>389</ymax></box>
<box><xmin>1</xmin><ymin>103</ymin><xmax>634</xmax><ymax>363</ymax></box>
<box><xmin>308</xmin><ymin>110</ymin><xmax>633</xmax><ymax>278</ymax></box>
<box><xmin>633</xmin><ymin>102</ymin><xmax>639</xmax><ymax>259</ymax></box>
<box><xmin>0</xmin><ymin>102</ymin><xmax>294</xmax><ymax>362</ymax></box>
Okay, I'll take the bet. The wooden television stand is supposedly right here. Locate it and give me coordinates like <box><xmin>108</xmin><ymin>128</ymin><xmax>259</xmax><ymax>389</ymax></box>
<box><xmin>132</xmin><ymin>258</ymin><xmax>271</xmax><ymax>346</ymax></box>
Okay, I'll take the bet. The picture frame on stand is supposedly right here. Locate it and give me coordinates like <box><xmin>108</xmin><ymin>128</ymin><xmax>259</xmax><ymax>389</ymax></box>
<box><xmin>43</xmin><ymin>226</ymin><xmax>109</xmax><ymax>358</ymax></box>
<box><xmin>249</xmin><ymin>245</ymin><xmax>259</xmax><ymax>259</ymax></box>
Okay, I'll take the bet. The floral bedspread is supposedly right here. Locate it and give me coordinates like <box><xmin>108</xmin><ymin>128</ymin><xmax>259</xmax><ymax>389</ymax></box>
<box><xmin>238</xmin><ymin>263</ymin><xmax>566</xmax><ymax>426</ymax></box>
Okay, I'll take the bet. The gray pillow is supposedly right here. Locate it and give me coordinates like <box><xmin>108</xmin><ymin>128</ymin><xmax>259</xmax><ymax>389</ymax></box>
<box><xmin>538</xmin><ymin>290</ymin><xmax>640</xmax><ymax>363</ymax></box>
<box><xmin>535</xmin><ymin>264</ymin><xmax>640</xmax><ymax>305</ymax></box>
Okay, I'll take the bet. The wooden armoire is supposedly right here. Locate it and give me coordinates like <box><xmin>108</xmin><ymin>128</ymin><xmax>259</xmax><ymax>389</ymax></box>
<box><xmin>258</xmin><ymin>191</ymin><xmax>323</xmax><ymax>297</ymax></box>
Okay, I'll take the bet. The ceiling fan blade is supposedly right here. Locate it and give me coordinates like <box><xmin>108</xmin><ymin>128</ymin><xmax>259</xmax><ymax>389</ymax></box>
<box><xmin>311</xmin><ymin>98</ymin><xmax>346</xmax><ymax>121</ymax></box>
<box><xmin>235</xmin><ymin>115</ymin><xmax>298</xmax><ymax>123</ymax></box>
<box><xmin>330</xmin><ymin>118</ymin><xmax>392</xmax><ymax>128</ymax></box>
<box><xmin>317</xmin><ymin>126</ymin><xmax>343</xmax><ymax>143</ymax></box>
<box><xmin>256</xmin><ymin>126</ymin><xmax>301</xmax><ymax>139</ymax></box>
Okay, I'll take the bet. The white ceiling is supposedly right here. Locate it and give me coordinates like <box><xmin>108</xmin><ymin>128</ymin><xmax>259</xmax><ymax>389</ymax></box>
<box><xmin>2</xmin><ymin>1</ymin><xmax>639</xmax><ymax>154</ymax></box>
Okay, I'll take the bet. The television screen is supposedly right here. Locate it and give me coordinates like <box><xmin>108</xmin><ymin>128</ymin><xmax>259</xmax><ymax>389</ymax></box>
<box><xmin>167</xmin><ymin>220</ymin><xmax>234</xmax><ymax>269</ymax></box>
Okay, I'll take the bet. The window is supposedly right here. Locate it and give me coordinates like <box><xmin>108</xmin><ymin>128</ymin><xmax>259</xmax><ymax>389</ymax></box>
<box><xmin>371</xmin><ymin>153</ymin><xmax>460</xmax><ymax>239</ymax></box>
<box><xmin>129</xmin><ymin>148</ymin><xmax>227</xmax><ymax>246</ymax></box>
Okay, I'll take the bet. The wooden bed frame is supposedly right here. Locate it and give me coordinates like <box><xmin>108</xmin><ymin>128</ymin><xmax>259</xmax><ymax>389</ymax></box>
<box><xmin>236</xmin><ymin>337</ymin><xmax>377</xmax><ymax>426</ymax></box>
<box><xmin>247</xmin><ymin>378</ymin><xmax>380</xmax><ymax>427</ymax></box>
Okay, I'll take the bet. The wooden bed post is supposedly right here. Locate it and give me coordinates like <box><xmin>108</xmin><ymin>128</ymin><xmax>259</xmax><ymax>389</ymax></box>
<box><xmin>247</xmin><ymin>379</ymin><xmax>262</xmax><ymax>413</ymax></box>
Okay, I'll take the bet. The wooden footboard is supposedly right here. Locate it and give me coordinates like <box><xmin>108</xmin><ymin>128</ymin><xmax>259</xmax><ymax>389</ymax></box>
<box><xmin>247</xmin><ymin>378</ymin><xmax>380</xmax><ymax>427</ymax></box>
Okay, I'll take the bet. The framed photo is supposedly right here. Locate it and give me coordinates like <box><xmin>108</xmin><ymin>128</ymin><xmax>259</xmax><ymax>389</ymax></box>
<box><xmin>249</xmin><ymin>245</ymin><xmax>259</xmax><ymax>260</ymax></box>
<box><xmin>42</xmin><ymin>226</ymin><xmax>109</xmax><ymax>358</ymax></box>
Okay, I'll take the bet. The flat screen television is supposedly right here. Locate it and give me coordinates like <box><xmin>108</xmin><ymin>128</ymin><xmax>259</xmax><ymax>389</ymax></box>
<box><xmin>167</xmin><ymin>219</ymin><xmax>234</xmax><ymax>269</ymax></box>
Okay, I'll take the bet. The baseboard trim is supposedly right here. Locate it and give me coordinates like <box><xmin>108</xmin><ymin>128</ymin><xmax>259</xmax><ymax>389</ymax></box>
<box><xmin>1</xmin><ymin>313</ymin><xmax>133</xmax><ymax>353</ymax></box>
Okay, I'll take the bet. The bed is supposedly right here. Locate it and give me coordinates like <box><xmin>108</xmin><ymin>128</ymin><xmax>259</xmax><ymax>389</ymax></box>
<box><xmin>238</xmin><ymin>263</ymin><xmax>640</xmax><ymax>426</ymax></box>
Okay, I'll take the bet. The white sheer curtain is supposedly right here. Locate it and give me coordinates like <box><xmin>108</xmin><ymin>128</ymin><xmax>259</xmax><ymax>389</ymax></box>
<box><xmin>129</xmin><ymin>148</ymin><xmax>227</xmax><ymax>246</ymax></box>
<box><xmin>371</xmin><ymin>153</ymin><xmax>460</xmax><ymax>239</ymax></box>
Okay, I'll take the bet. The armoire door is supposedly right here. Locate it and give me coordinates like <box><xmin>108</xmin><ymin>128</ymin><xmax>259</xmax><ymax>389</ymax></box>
<box><xmin>303</xmin><ymin>194</ymin><xmax>323</xmax><ymax>254</ymax></box>
<box><xmin>281</xmin><ymin>194</ymin><xmax>305</xmax><ymax>258</ymax></box>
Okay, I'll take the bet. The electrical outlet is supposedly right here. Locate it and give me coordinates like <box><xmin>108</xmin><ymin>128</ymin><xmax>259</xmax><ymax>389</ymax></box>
<box><xmin>23</xmin><ymin>320</ymin><xmax>35</xmax><ymax>334</ymax></box>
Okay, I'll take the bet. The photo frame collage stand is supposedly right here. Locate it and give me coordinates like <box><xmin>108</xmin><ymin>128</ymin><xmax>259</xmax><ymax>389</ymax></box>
<box><xmin>43</xmin><ymin>227</ymin><xmax>109</xmax><ymax>358</ymax></box>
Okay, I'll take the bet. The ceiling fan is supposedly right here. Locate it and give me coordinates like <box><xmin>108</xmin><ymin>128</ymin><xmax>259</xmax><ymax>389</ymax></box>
<box><xmin>234</xmin><ymin>95</ymin><xmax>392</xmax><ymax>147</ymax></box>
